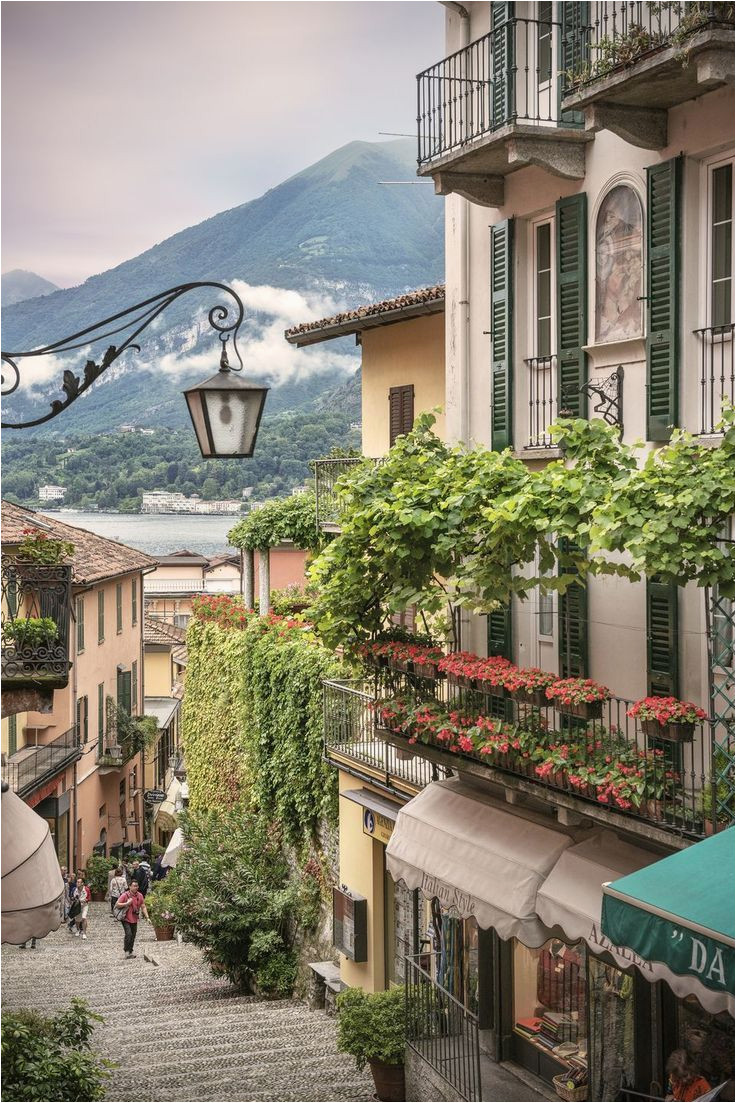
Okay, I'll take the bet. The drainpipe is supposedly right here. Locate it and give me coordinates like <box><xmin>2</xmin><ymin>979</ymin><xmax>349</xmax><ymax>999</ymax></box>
<box><xmin>442</xmin><ymin>1</ymin><xmax>471</xmax><ymax>649</ymax></box>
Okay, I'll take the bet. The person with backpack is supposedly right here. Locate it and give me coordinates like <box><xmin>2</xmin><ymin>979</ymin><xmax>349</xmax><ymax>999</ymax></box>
<box><xmin>108</xmin><ymin>866</ymin><xmax>128</xmax><ymax>917</ymax></box>
<box><xmin>114</xmin><ymin>878</ymin><xmax>149</xmax><ymax>958</ymax></box>
<box><xmin>70</xmin><ymin>876</ymin><xmax>91</xmax><ymax>940</ymax></box>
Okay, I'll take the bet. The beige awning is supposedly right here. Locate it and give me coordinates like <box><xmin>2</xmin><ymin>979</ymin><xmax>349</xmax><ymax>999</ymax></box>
<box><xmin>154</xmin><ymin>777</ymin><xmax>182</xmax><ymax>824</ymax></box>
<box><xmin>537</xmin><ymin>831</ymin><xmax>734</xmax><ymax>1016</ymax></box>
<box><xmin>2</xmin><ymin>786</ymin><xmax>65</xmax><ymax>945</ymax></box>
<box><xmin>385</xmin><ymin>777</ymin><xmax>574</xmax><ymax>945</ymax></box>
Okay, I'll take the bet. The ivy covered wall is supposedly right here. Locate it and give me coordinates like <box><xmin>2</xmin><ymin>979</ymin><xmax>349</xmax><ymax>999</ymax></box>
<box><xmin>182</xmin><ymin>605</ymin><xmax>343</xmax><ymax>845</ymax></box>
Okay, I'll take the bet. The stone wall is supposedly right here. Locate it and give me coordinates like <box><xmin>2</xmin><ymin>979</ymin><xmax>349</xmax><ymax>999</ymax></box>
<box><xmin>405</xmin><ymin>1046</ymin><xmax>463</xmax><ymax>1103</ymax></box>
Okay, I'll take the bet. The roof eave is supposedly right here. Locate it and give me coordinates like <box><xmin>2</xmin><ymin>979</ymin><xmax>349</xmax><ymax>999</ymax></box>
<box><xmin>285</xmin><ymin>298</ymin><xmax>445</xmax><ymax>348</ymax></box>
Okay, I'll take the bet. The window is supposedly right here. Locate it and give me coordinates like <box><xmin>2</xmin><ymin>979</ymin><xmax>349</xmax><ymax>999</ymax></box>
<box><xmin>76</xmin><ymin>596</ymin><xmax>85</xmax><ymax>653</ymax></box>
<box><xmin>710</xmin><ymin>161</ymin><xmax>733</xmax><ymax>327</ymax></box>
<box><xmin>389</xmin><ymin>384</ymin><xmax>414</xmax><ymax>446</ymax></box>
<box><xmin>131</xmin><ymin>661</ymin><xmax>138</xmax><ymax>713</ymax></box>
<box><xmin>97</xmin><ymin>590</ymin><xmax>105</xmax><ymax>643</ymax></box>
<box><xmin>511</xmin><ymin>938</ymin><xmax>587</xmax><ymax>1085</ymax></box>
<box><xmin>131</xmin><ymin>577</ymin><xmax>138</xmax><ymax>626</ymax></box>
<box><xmin>595</xmin><ymin>184</ymin><xmax>643</xmax><ymax>342</ymax></box>
<box><xmin>535</xmin><ymin>221</ymin><xmax>553</xmax><ymax>357</ymax></box>
<box><xmin>97</xmin><ymin>683</ymin><xmax>105</xmax><ymax>753</ymax></box>
<box><xmin>8</xmin><ymin>715</ymin><xmax>17</xmax><ymax>756</ymax></box>
<box><xmin>76</xmin><ymin>695</ymin><xmax>88</xmax><ymax>744</ymax></box>
<box><xmin>537</xmin><ymin>2</ymin><xmax>553</xmax><ymax>85</ymax></box>
<box><xmin>116</xmin><ymin>583</ymin><xmax>123</xmax><ymax>634</ymax></box>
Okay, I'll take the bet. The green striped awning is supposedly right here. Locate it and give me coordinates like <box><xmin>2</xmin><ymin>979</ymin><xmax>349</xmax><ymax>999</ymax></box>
<box><xmin>601</xmin><ymin>829</ymin><xmax>734</xmax><ymax>1010</ymax></box>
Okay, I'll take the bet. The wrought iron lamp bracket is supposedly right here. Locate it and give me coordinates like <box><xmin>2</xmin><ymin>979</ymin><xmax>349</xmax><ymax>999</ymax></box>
<box><xmin>1</xmin><ymin>281</ymin><xmax>244</xmax><ymax>430</ymax></box>
<box><xmin>579</xmin><ymin>363</ymin><xmax>624</xmax><ymax>431</ymax></box>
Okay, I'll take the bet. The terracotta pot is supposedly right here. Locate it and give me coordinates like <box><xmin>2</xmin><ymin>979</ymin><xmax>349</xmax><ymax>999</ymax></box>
<box><xmin>154</xmin><ymin>925</ymin><xmax>175</xmax><ymax>941</ymax></box>
<box><xmin>641</xmin><ymin>718</ymin><xmax>695</xmax><ymax>743</ymax></box>
<box><xmin>554</xmin><ymin>699</ymin><xmax>603</xmax><ymax>721</ymax></box>
<box><xmin>511</xmin><ymin>688</ymin><xmax>548</xmax><ymax>708</ymax></box>
<box><xmin>91</xmin><ymin>891</ymin><xmax>106</xmax><ymax>903</ymax></box>
<box><xmin>368</xmin><ymin>1060</ymin><xmax>405</xmax><ymax>1103</ymax></box>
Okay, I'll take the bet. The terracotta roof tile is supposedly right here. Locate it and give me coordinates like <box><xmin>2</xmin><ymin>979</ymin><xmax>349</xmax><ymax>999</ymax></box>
<box><xmin>1</xmin><ymin>501</ymin><xmax>156</xmax><ymax>587</ymax></box>
<box><xmin>284</xmin><ymin>284</ymin><xmax>444</xmax><ymax>345</ymax></box>
<box><xmin>143</xmin><ymin>617</ymin><xmax>187</xmax><ymax>645</ymax></box>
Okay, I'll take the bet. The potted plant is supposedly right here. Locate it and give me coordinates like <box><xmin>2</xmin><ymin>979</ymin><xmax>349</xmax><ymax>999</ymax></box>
<box><xmin>545</xmin><ymin>678</ymin><xmax>611</xmax><ymax>721</ymax></box>
<box><xmin>504</xmin><ymin>667</ymin><xmax>557</xmax><ymax>708</ymax></box>
<box><xmin>337</xmin><ymin>986</ymin><xmax>405</xmax><ymax>1103</ymax></box>
<box><xmin>147</xmin><ymin>881</ymin><xmax>177</xmax><ymax>941</ymax></box>
<box><xmin>85</xmin><ymin>854</ymin><xmax>116</xmax><ymax>901</ymax></box>
<box><xmin>627</xmin><ymin>696</ymin><xmax>706</xmax><ymax>743</ymax></box>
<box><xmin>476</xmin><ymin>656</ymin><xmax>514</xmax><ymax>698</ymax></box>
<box><xmin>3</xmin><ymin>616</ymin><xmax>59</xmax><ymax>652</ymax></box>
<box><xmin>438</xmin><ymin>650</ymin><xmax>485</xmax><ymax>690</ymax></box>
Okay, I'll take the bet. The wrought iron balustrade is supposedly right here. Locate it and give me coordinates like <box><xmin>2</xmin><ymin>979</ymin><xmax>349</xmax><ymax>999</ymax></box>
<box><xmin>417</xmin><ymin>15</ymin><xmax>576</xmax><ymax>168</ymax></box>
<box><xmin>561</xmin><ymin>2</ymin><xmax>734</xmax><ymax>96</ymax></box>
<box><xmin>97</xmin><ymin>698</ymin><xmax>143</xmax><ymax>767</ymax></box>
<box><xmin>1</xmin><ymin>561</ymin><xmax>72</xmax><ymax>690</ymax></box>
<box><xmin>524</xmin><ymin>355</ymin><xmax>558</xmax><ymax>448</ymax></box>
<box><xmin>323</xmin><ymin>678</ymin><xmax>449</xmax><ymax>793</ymax></box>
<box><xmin>372</xmin><ymin>665</ymin><xmax>733</xmax><ymax>840</ymax></box>
<box><xmin>406</xmin><ymin>952</ymin><xmax>482</xmax><ymax>1103</ymax></box>
<box><xmin>694</xmin><ymin>324</ymin><xmax>734</xmax><ymax>435</ymax></box>
<box><xmin>2</xmin><ymin>725</ymin><xmax>79</xmax><ymax>799</ymax></box>
<box><xmin>312</xmin><ymin>457</ymin><xmax>371</xmax><ymax>530</ymax></box>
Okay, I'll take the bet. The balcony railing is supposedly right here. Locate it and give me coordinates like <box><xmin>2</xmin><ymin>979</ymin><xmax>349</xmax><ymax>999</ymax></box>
<box><xmin>417</xmin><ymin>15</ymin><xmax>578</xmax><ymax>168</ymax></box>
<box><xmin>372</xmin><ymin>667</ymin><xmax>733</xmax><ymax>840</ymax></box>
<box><xmin>323</xmin><ymin>678</ymin><xmax>450</xmax><ymax>794</ymax></box>
<box><xmin>1</xmin><ymin>561</ymin><xmax>72</xmax><ymax>691</ymax></box>
<box><xmin>406</xmin><ymin>952</ymin><xmax>482</xmax><ymax>1103</ymax></box>
<box><xmin>2</xmin><ymin>725</ymin><xmax>79</xmax><ymax>799</ymax></box>
<box><xmin>524</xmin><ymin>355</ymin><xmax>558</xmax><ymax>448</ymax></box>
<box><xmin>312</xmin><ymin>457</ymin><xmax>368</xmax><ymax>531</ymax></box>
<box><xmin>97</xmin><ymin>698</ymin><xmax>143</xmax><ymax>768</ymax></box>
<box><xmin>561</xmin><ymin>3</ymin><xmax>734</xmax><ymax>98</ymax></box>
<box><xmin>143</xmin><ymin>577</ymin><xmax>205</xmax><ymax>593</ymax></box>
<box><xmin>695</xmin><ymin>324</ymin><xmax>734</xmax><ymax>435</ymax></box>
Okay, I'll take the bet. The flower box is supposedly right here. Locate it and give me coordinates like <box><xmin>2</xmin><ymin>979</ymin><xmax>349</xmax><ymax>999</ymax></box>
<box><xmin>388</xmin><ymin>658</ymin><xmax>413</xmax><ymax>675</ymax></box>
<box><xmin>412</xmin><ymin>661</ymin><xmax>442</xmax><ymax>680</ymax></box>
<box><xmin>640</xmin><ymin>718</ymin><xmax>695</xmax><ymax>743</ymax></box>
<box><xmin>154</xmin><ymin>924</ymin><xmax>175</xmax><ymax>941</ymax></box>
<box><xmin>448</xmin><ymin>673</ymin><xmax>479</xmax><ymax>691</ymax></box>
<box><xmin>510</xmin><ymin>687</ymin><xmax>548</xmax><ymax>708</ymax></box>
<box><xmin>555</xmin><ymin>699</ymin><xmax>603</xmax><ymax>721</ymax></box>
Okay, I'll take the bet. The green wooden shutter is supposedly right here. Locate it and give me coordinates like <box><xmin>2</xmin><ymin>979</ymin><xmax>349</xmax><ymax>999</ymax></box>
<box><xmin>559</xmin><ymin>2</ymin><xmax>586</xmax><ymax>126</ymax></box>
<box><xmin>491</xmin><ymin>3</ymin><xmax>514</xmax><ymax>129</ymax></box>
<box><xmin>487</xmin><ymin>602</ymin><xmax>513</xmax><ymax>660</ymax></box>
<box><xmin>491</xmin><ymin>219</ymin><xmax>514</xmax><ymax>450</ymax></box>
<box><xmin>646</xmin><ymin>157</ymin><xmax>682</xmax><ymax>440</ymax></box>
<box><xmin>646</xmin><ymin>577</ymin><xmax>679</xmax><ymax>696</ymax></box>
<box><xmin>559</xmin><ymin>582</ymin><xmax>588</xmax><ymax>677</ymax></box>
<box><xmin>117</xmin><ymin>669</ymin><xmax>132</xmax><ymax>716</ymax></box>
<box><xmin>131</xmin><ymin>578</ymin><xmax>138</xmax><ymax>626</ymax></box>
<box><xmin>97</xmin><ymin>590</ymin><xmax>105</xmax><ymax>643</ymax></box>
<box><xmin>76</xmin><ymin>596</ymin><xmax>85</xmax><ymax>652</ymax></box>
<box><xmin>116</xmin><ymin>583</ymin><xmax>123</xmax><ymax>633</ymax></box>
<box><xmin>8</xmin><ymin>715</ymin><xmax>17</xmax><ymax>756</ymax></box>
<box><xmin>556</xmin><ymin>193</ymin><xmax>588</xmax><ymax>418</ymax></box>
<box><xmin>76</xmin><ymin>696</ymin><xmax>88</xmax><ymax>744</ymax></box>
<box><xmin>131</xmin><ymin>661</ymin><xmax>138</xmax><ymax>714</ymax></box>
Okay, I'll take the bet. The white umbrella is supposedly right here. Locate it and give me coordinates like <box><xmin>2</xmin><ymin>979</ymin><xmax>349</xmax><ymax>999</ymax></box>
<box><xmin>2</xmin><ymin>784</ymin><xmax>65</xmax><ymax>944</ymax></box>
<box><xmin>161</xmin><ymin>826</ymin><xmax>185</xmax><ymax>869</ymax></box>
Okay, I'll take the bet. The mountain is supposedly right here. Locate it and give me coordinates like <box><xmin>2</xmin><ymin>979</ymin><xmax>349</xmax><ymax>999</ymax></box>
<box><xmin>2</xmin><ymin>269</ymin><xmax>59</xmax><ymax>305</ymax></box>
<box><xmin>2</xmin><ymin>139</ymin><xmax>443</xmax><ymax>435</ymax></box>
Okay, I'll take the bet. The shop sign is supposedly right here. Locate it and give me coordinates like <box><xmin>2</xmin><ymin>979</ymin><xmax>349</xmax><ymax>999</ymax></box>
<box><xmin>144</xmin><ymin>789</ymin><xmax>166</xmax><ymax>804</ymax></box>
<box><xmin>588</xmin><ymin>923</ymin><xmax>654</xmax><ymax>973</ymax></box>
<box><xmin>362</xmin><ymin>807</ymin><xmax>394</xmax><ymax>846</ymax></box>
<box><xmin>333</xmin><ymin>886</ymin><xmax>368</xmax><ymax>963</ymax></box>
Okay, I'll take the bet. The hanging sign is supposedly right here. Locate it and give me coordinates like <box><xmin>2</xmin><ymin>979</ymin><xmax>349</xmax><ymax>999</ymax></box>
<box><xmin>362</xmin><ymin>806</ymin><xmax>394</xmax><ymax>846</ymax></box>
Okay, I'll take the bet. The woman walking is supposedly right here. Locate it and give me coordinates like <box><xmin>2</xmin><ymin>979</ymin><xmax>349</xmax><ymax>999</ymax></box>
<box><xmin>71</xmin><ymin>875</ymin><xmax>91</xmax><ymax>940</ymax></box>
<box><xmin>114</xmin><ymin>878</ymin><xmax>149</xmax><ymax>959</ymax></box>
<box><xmin>108</xmin><ymin>866</ymin><xmax>127</xmax><ymax>917</ymax></box>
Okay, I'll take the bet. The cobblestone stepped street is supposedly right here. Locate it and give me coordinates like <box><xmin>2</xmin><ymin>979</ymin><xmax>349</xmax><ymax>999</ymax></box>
<box><xmin>2</xmin><ymin>904</ymin><xmax>374</xmax><ymax>1102</ymax></box>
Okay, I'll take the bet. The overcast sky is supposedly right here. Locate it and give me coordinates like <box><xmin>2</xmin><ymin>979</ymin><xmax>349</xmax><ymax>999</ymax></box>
<box><xmin>2</xmin><ymin>0</ymin><xmax>443</xmax><ymax>289</ymax></box>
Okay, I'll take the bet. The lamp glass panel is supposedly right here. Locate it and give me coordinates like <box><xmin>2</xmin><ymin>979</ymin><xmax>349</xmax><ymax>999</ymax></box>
<box><xmin>203</xmin><ymin>390</ymin><xmax>260</xmax><ymax>455</ymax></box>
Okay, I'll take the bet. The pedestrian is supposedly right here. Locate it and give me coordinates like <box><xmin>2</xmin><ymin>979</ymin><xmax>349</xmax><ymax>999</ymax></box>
<box><xmin>666</xmin><ymin>1049</ymin><xmax>711</xmax><ymax>1101</ymax></box>
<box><xmin>128</xmin><ymin>858</ymin><xmax>150</xmax><ymax>896</ymax></box>
<box><xmin>152</xmin><ymin>853</ymin><xmax>169</xmax><ymax>882</ymax></box>
<box><xmin>108</xmin><ymin>866</ymin><xmax>128</xmax><ymax>917</ymax></box>
<box><xmin>19</xmin><ymin>938</ymin><xmax>37</xmax><ymax>949</ymax></box>
<box><xmin>114</xmin><ymin>878</ymin><xmax>149</xmax><ymax>959</ymax></box>
<box><xmin>71</xmin><ymin>876</ymin><xmax>91</xmax><ymax>940</ymax></box>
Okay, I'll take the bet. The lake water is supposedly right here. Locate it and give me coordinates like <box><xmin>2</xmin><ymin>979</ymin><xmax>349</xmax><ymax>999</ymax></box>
<box><xmin>40</xmin><ymin>510</ymin><xmax>239</xmax><ymax>557</ymax></box>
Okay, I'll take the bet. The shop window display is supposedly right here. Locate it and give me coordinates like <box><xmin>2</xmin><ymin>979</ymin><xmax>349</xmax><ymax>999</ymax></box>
<box><xmin>513</xmin><ymin>938</ymin><xmax>588</xmax><ymax>1087</ymax></box>
<box><xmin>673</xmin><ymin>997</ymin><xmax>734</xmax><ymax>1094</ymax></box>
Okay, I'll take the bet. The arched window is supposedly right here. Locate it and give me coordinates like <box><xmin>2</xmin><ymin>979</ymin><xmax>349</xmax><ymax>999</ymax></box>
<box><xmin>595</xmin><ymin>185</ymin><xmax>644</xmax><ymax>342</ymax></box>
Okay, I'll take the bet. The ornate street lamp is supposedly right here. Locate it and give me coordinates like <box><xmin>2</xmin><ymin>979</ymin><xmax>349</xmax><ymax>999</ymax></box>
<box><xmin>1</xmin><ymin>282</ymin><xmax>269</xmax><ymax>458</ymax></box>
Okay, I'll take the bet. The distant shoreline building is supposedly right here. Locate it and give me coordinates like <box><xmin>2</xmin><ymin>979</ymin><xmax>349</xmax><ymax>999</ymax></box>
<box><xmin>141</xmin><ymin>490</ymin><xmax>242</xmax><ymax>515</ymax></box>
<box><xmin>38</xmin><ymin>484</ymin><xmax>67</xmax><ymax>503</ymax></box>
